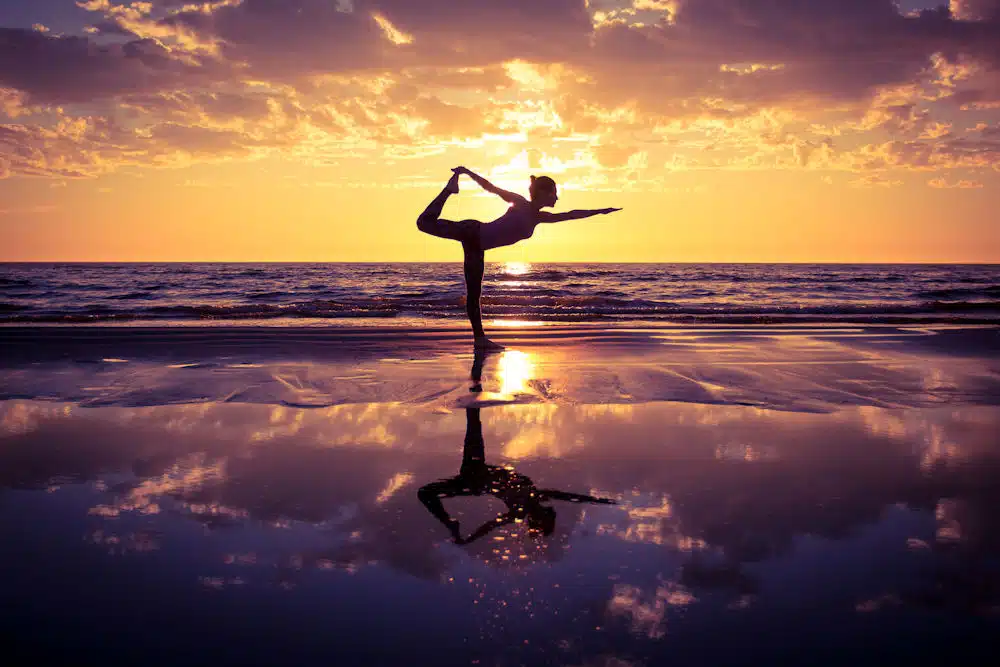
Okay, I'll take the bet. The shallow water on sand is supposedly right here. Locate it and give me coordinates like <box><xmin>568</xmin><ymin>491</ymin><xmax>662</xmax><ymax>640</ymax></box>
<box><xmin>3</xmin><ymin>398</ymin><xmax>1000</xmax><ymax>666</ymax></box>
<box><xmin>3</xmin><ymin>325</ymin><xmax>1000</xmax><ymax>412</ymax></box>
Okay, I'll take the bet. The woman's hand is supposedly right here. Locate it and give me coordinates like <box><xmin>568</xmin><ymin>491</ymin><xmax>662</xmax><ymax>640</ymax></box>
<box><xmin>452</xmin><ymin>166</ymin><xmax>471</xmax><ymax>176</ymax></box>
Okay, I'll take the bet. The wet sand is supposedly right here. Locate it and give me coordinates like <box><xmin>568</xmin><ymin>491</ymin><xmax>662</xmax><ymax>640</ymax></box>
<box><xmin>2</xmin><ymin>324</ymin><xmax>999</xmax><ymax>411</ymax></box>
<box><xmin>1</xmin><ymin>324</ymin><xmax>999</xmax><ymax>665</ymax></box>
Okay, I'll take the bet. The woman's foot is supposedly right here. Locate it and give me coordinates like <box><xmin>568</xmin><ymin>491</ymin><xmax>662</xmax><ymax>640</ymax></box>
<box><xmin>474</xmin><ymin>336</ymin><xmax>505</xmax><ymax>352</ymax></box>
<box><xmin>446</xmin><ymin>171</ymin><xmax>461</xmax><ymax>194</ymax></box>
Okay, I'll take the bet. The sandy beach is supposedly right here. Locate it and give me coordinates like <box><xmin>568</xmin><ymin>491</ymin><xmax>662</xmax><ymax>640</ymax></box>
<box><xmin>2</xmin><ymin>323</ymin><xmax>999</xmax><ymax>665</ymax></box>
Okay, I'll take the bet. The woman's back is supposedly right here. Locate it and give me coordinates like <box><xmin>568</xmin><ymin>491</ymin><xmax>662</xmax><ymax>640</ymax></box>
<box><xmin>480</xmin><ymin>202</ymin><xmax>537</xmax><ymax>250</ymax></box>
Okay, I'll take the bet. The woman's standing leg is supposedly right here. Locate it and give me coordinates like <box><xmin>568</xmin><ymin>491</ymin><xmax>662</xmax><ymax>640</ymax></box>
<box><xmin>462</xmin><ymin>246</ymin><xmax>503</xmax><ymax>350</ymax></box>
<box><xmin>463</xmin><ymin>242</ymin><xmax>486</xmax><ymax>339</ymax></box>
<box><xmin>461</xmin><ymin>407</ymin><xmax>486</xmax><ymax>473</ymax></box>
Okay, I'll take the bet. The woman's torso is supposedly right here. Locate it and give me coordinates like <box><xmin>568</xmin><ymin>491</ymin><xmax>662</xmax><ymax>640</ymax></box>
<box><xmin>478</xmin><ymin>202</ymin><xmax>537</xmax><ymax>250</ymax></box>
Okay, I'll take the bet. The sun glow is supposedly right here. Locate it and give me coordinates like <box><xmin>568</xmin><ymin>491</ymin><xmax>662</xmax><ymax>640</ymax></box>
<box><xmin>501</xmin><ymin>262</ymin><xmax>532</xmax><ymax>276</ymax></box>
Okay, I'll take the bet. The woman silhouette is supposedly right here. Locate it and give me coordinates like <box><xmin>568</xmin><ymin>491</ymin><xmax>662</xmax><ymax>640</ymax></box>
<box><xmin>417</xmin><ymin>167</ymin><xmax>622</xmax><ymax>349</ymax></box>
<box><xmin>418</xmin><ymin>407</ymin><xmax>616</xmax><ymax>545</ymax></box>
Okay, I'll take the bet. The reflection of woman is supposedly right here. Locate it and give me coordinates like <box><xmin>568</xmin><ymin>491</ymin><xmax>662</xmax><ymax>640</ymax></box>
<box><xmin>418</xmin><ymin>407</ymin><xmax>615</xmax><ymax>545</ymax></box>
<box><xmin>416</xmin><ymin>167</ymin><xmax>622</xmax><ymax>349</ymax></box>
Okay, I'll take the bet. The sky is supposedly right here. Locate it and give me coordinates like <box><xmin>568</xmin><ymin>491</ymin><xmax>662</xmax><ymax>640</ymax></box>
<box><xmin>1</xmin><ymin>0</ymin><xmax>999</xmax><ymax>262</ymax></box>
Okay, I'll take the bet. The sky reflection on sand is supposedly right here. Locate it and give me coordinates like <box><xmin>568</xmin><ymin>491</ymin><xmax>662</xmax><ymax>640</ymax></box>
<box><xmin>1</xmin><ymin>397</ymin><xmax>1000</xmax><ymax>664</ymax></box>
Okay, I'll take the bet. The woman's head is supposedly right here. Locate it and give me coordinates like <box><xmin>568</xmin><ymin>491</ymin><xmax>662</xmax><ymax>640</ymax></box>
<box><xmin>529</xmin><ymin>175</ymin><xmax>558</xmax><ymax>208</ymax></box>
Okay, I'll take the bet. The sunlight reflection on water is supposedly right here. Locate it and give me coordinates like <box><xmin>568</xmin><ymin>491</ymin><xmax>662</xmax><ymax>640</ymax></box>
<box><xmin>498</xmin><ymin>350</ymin><xmax>536</xmax><ymax>395</ymax></box>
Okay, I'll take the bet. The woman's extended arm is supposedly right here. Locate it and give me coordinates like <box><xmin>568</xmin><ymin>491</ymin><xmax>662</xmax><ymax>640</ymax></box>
<box><xmin>454</xmin><ymin>166</ymin><xmax>526</xmax><ymax>204</ymax></box>
<box><xmin>537</xmin><ymin>489</ymin><xmax>617</xmax><ymax>504</ymax></box>
<box><xmin>538</xmin><ymin>208</ymin><xmax>622</xmax><ymax>223</ymax></box>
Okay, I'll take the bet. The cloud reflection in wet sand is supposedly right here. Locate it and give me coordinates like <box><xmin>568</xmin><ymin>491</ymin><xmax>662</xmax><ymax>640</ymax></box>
<box><xmin>2</xmin><ymin>398</ymin><xmax>1000</xmax><ymax>663</ymax></box>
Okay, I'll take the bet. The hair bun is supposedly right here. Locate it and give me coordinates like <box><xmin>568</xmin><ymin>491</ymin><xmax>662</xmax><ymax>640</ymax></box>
<box><xmin>530</xmin><ymin>175</ymin><xmax>537</xmax><ymax>182</ymax></box>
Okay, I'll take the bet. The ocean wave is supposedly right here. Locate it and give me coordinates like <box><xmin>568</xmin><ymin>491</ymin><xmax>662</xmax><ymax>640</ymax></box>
<box><xmin>143</xmin><ymin>300</ymin><xmax>400</xmax><ymax>319</ymax></box>
<box><xmin>245</xmin><ymin>291</ymin><xmax>289</xmax><ymax>301</ymax></box>
<box><xmin>3</xmin><ymin>296</ymin><xmax>997</xmax><ymax>323</ymax></box>
<box><xmin>0</xmin><ymin>278</ymin><xmax>33</xmax><ymax>287</ymax></box>
<box><xmin>927</xmin><ymin>300</ymin><xmax>1000</xmax><ymax>312</ymax></box>
<box><xmin>0</xmin><ymin>302</ymin><xmax>29</xmax><ymax>313</ymax></box>
<box><xmin>109</xmin><ymin>292</ymin><xmax>159</xmax><ymax>301</ymax></box>
<box><xmin>916</xmin><ymin>286</ymin><xmax>1000</xmax><ymax>300</ymax></box>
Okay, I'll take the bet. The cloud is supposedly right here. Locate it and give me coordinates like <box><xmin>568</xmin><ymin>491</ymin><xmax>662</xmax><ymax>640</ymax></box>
<box><xmin>849</xmin><ymin>173</ymin><xmax>903</xmax><ymax>188</ymax></box>
<box><xmin>593</xmin><ymin>143</ymin><xmax>642</xmax><ymax>169</ymax></box>
<box><xmin>0</xmin><ymin>26</ymin><xmax>220</xmax><ymax>104</ymax></box>
<box><xmin>3</xmin><ymin>0</ymin><xmax>1000</xmax><ymax>183</ymax></box>
<box><xmin>928</xmin><ymin>176</ymin><xmax>984</xmax><ymax>187</ymax></box>
<box><xmin>950</xmin><ymin>0</ymin><xmax>1000</xmax><ymax>21</ymax></box>
<box><xmin>581</xmin><ymin>1</ymin><xmax>1000</xmax><ymax>114</ymax></box>
<box><xmin>409</xmin><ymin>96</ymin><xmax>497</xmax><ymax>138</ymax></box>
<box><xmin>0</xmin><ymin>91</ymin><xmax>311</xmax><ymax>178</ymax></box>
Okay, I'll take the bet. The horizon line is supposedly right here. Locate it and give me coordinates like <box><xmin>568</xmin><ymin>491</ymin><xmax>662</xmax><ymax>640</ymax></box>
<box><xmin>1</xmin><ymin>260</ymin><xmax>999</xmax><ymax>266</ymax></box>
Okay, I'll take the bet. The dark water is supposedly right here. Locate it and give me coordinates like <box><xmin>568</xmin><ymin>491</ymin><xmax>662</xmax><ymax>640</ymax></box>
<box><xmin>2</xmin><ymin>400</ymin><xmax>999</xmax><ymax>666</ymax></box>
<box><xmin>2</xmin><ymin>262</ymin><xmax>999</xmax><ymax>324</ymax></box>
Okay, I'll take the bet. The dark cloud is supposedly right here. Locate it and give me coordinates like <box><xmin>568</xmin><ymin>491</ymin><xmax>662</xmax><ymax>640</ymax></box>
<box><xmin>369</xmin><ymin>0</ymin><xmax>592</xmax><ymax>61</ymax></box>
<box><xmin>581</xmin><ymin>0</ymin><xmax>1000</xmax><ymax>113</ymax></box>
<box><xmin>0</xmin><ymin>27</ymin><xmax>218</xmax><ymax>104</ymax></box>
<box><xmin>167</xmin><ymin>0</ymin><xmax>386</xmax><ymax>78</ymax></box>
<box><xmin>4</xmin><ymin>1</ymin><xmax>1000</xmax><ymax>110</ymax></box>
<box><xmin>158</xmin><ymin>0</ymin><xmax>592</xmax><ymax>79</ymax></box>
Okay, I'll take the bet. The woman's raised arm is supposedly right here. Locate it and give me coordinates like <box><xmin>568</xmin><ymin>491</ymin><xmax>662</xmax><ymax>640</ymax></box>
<box><xmin>454</xmin><ymin>167</ymin><xmax>526</xmax><ymax>204</ymax></box>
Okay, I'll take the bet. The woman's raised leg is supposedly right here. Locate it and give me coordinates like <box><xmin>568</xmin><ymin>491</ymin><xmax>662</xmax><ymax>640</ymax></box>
<box><xmin>416</xmin><ymin>172</ymin><xmax>461</xmax><ymax>235</ymax></box>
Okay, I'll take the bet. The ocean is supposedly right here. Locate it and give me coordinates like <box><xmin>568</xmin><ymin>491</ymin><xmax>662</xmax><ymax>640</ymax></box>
<box><xmin>2</xmin><ymin>262</ymin><xmax>999</xmax><ymax>325</ymax></box>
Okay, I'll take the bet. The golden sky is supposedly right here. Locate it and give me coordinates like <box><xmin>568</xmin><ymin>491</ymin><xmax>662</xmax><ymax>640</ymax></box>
<box><xmin>1</xmin><ymin>0</ymin><xmax>999</xmax><ymax>262</ymax></box>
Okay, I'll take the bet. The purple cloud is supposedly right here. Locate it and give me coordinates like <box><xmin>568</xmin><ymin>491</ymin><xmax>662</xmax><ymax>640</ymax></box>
<box><xmin>0</xmin><ymin>26</ymin><xmax>219</xmax><ymax>104</ymax></box>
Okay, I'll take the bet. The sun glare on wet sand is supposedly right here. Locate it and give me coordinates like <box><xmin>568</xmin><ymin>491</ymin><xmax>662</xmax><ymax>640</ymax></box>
<box><xmin>498</xmin><ymin>350</ymin><xmax>536</xmax><ymax>395</ymax></box>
